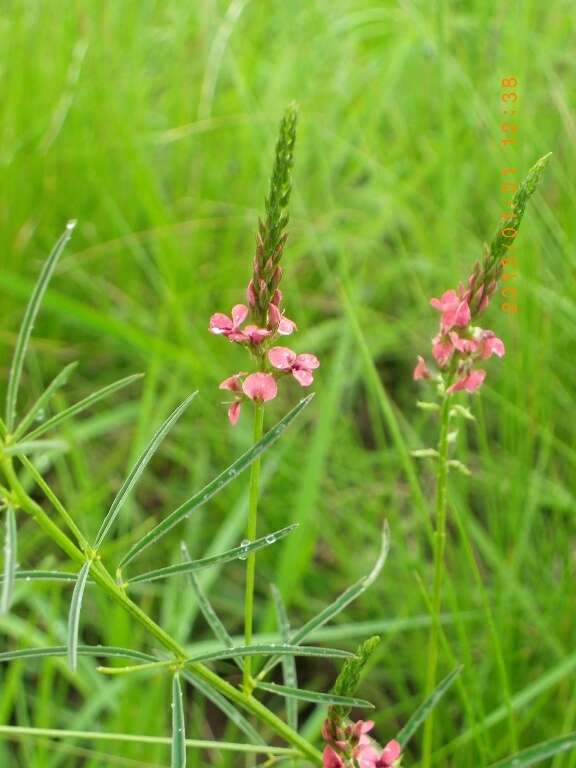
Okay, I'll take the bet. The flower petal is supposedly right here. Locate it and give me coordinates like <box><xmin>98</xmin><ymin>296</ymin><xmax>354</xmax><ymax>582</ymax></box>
<box><xmin>228</xmin><ymin>401</ymin><xmax>241</xmax><ymax>426</ymax></box>
<box><xmin>268</xmin><ymin>346</ymin><xmax>297</xmax><ymax>370</ymax></box>
<box><xmin>219</xmin><ymin>374</ymin><xmax>245</xmax><ymax>392</ymax></box>
<box><xmin>231</xmin><ymin>304</ymin><xmax>249</xmax><ymax>328</ymax></box>
<box><xmin>242</xmin><ymin>373</ymin><xmax>278</xmax><ymax>402</ymax></box>
<box><xmin>209</xmin><ymin>313</ymin><xmax>233</xmax><ymax>334</ymax></box>
<box><xmin>292</xmin><ymin>368</ymin><xmax>314</xmax><ymax>387</ymax></box>
<box><xmin>322</xmin><ymin>746</ymin><xmax>344</xmax><ymax>768</ymax></box>
<box><xmin>413</xmin><ymin>355</ymin><xmax>430</xmax><ymax>380</ymax></box>
<box><xmin>278</xmin><ymin>316</ymin><xmax>297</xmax><ymax>335</ymax></box>
<box><xmin>381</xmin><ymin>740</ymin><xmax>401</xmax><ymax>763</ymax></box>
<box><xmin>295</xmin><ymin>353</ymin><xmax>320</xmax><ymax>371</ymax></box>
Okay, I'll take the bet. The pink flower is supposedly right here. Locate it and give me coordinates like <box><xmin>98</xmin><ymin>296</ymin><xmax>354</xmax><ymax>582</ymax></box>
<box><xmin>378</xmin><ymin>740</ymin><xmax>401</xmax><ymax>767</ymax></box>
<box><xmin>478</xmin><ymin>331</ymin><xmax>505</xmax><ymax>359</ymax></box>
<box><xmin>268</xmin><ymin>303</ymin><xmax>297</xmax><ymax>335</ymax></box>
<box><xmin>219</xmin><ymin>373</ymin><xmax>246</xmax><ymax>425</ymax></box>
<box><xmin>242</xmin><ymin>373</ymin><xmax>278</xmax><ymax>402</ymax></box>
<box><xmin>448</xmin><ymin>331</ymin><xmax>479</xmax><ymax>356</ymax></box>
<box><xmin>431</xmin><ymin>290</ymin><xmax>471</xmax><ymax>331</ymax></box>
<box><xmin>447</xmin><ymin>369</ymin><xmax>486</xmax><ymax>394</ymax></box>
<box><xmin>413</xmin><ymin>355</ymin><xmax>430</xmax><ymax>380</ymax></box>
<box><xmin>243</xmin><ymin>325</ymin><xmax>272</xmax><ymax>344</ymax></box>
<box><xmin>322</xmin><ymin>746</ymin><xmax>344</xmax><ymax>768</ymax></box>
<box><xmin>268</xmin><ymin>346</ymin><xmax>320</xmax><ymax>386</ymax></box>
<box><xmin>209</xmin><ymin>304</ymin><xmax>249</xmax><ymax>342</ymax></box>
<box><xmin>219</xmin><ymin>373</ymin><xmax>245</xmax><ymax>393</ymax></box>
<box><xmin>432</xmin><ymin>333</ymin><xmax>454</xmax><ymax>367</ymax></box>
<box><xmin>355</xmin><ymin>745</ymin><xmax>381</xmax><ymax>767</ymax></box>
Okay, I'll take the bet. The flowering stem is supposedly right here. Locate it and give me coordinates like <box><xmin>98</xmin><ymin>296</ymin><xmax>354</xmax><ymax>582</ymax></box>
<box><xmin>422</xmin><ymin>389</ymin><xmax>452</xmax><ymax>768</ymax></box>
<box><xmin>243</xmin><ymin>401</ymin><xmax>265</xmax><ymax>691</ymax></box>
<box><xmin>0</xmin><ymin>455</ymin><xmax>322</xmax><ymax>765</ymax></box>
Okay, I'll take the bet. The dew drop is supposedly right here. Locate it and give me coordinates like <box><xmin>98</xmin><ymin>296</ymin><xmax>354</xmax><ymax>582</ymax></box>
<box><xmin>265</xmin><ymin>535</ymin><xmax>276</xmax><ymax>544</ymax></box>
<box><xmin>35</xmin><ymin>408</ymin><xmax>46</xmax><ymax>422</ymax></box>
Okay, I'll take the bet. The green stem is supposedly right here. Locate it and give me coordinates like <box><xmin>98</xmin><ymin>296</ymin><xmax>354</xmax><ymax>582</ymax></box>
<box><xmin>243</xmin><ymin>402</ymin><xmax>265</xmax><ymax>691</ymax></box>
<box><xmin>0</xmin><ymin>455</ymin><xmax>322</xmax><ymax>765</ymax></box>
<box><xmin>422</xmin><ymin>390</ymin><xmax>452</xmax><ymax>768</ymax></box>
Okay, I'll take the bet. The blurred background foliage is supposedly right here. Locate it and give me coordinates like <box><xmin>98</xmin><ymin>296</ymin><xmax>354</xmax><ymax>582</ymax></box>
<box><xmin>0</xmin><ymin>1</ymin><xmax>575</xmax><ymax>766</ymax></box>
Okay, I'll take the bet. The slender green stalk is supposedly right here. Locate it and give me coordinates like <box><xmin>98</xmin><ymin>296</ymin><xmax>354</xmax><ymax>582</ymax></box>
<box><xmin>243</xmin><ymin>402</ymin><xmax>265</xmax><ymax>690</ymax></box>
<box><xmin>422</xmin><ymin>390</ymin><xmax>452</xmax><ymax>768</ymax></box>
<box><xmin>0</xmin><ymin>456</ymin><xmax>322</xmax><ymax>765</ymax></box>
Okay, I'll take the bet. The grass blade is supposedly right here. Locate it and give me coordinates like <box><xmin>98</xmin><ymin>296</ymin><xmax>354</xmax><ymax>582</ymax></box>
<box><xmin>257</xmin><ymin>681</ymin><xmax>374</xmax><ymax>709</ymax></box>
<box><xmin>5</xmin><ymin>221</ymin><xmax>76</xmax><ymax>431</ymax></box>
<box><xmin>119</xmin><ymin>394</ymin><xmax>314</xmax><ymax>568</ymax></box>
<box><xmin>3</xmin><ymin>439</ymin><xmax>68</xmax><ymax>456</ymax></box>
<box><xmin>259</xmin><ymin>523</ymin><xmax>389</xmax><ymax>680</ymax></box>
<box><xmin>127</xmin><ymin>525</ymin><xmax>297</xmax><ymax>584</ymax></box>
<box><xmin>180</xmin><ymin>542</ymin><xmax>240</xmax><ymax>668</ymax></box>
<box><xmin>271</xmin><ymin>585</ymin><xmax>298</xmax><ymax>729</ymax></box>
<box><xmin>93</xmin><ymin>392</ymin><xmax>197</xmax><ymax>548</ymax></box>
<box><xmin>396</xmin><ymin>665</ymin><xmax>463</xmax><ymax>748</ymax></box>
<box><xmin>67</xmin><ymin>561</ymin><xmax>92</xmax><ymax>670</ymax></box>
<box><xmin>1</xmin><ymin>506</ymin><xmax>17</xmax><ymax>614</ymax></box>
<box><xmin>171</xmin><ymin>673</ymin><xmax>186</xmax><ymax>768</ymax></box>
<box><xmin>487</xmin><ymin>732</ymin><xmax>576</xmax><ymax>768</ymax></box>
<box><xmin>181</xmin><ymin>670</ymin><xmax>265</xmax><ymax>745</ymax></box>
<box><xmin>185</xmin><ymin>644</ymin><xmax>354</xmax><ymax>664</ymax></box>
<box><xmin>23</xmin><ymin>373</ymin><xmax>143</xmax><ymax>442</ymax></box>
<box><xmin>0</xmin><ymin>645</ymin><xmax>157</xmax><ymax>664</ymax></box>
<box><xmin>11</xmin><ymin>361</ymin><xmax>78</xmax><ymax>441</ymax></box>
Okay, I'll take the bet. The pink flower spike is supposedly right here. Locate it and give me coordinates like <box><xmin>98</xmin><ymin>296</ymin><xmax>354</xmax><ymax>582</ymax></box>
<box><xmin>430</xmin><ymin>289</ymin><xmax>471</xmax><ymax>330</ymax></box>
<box><xmin>413</xmin><ymin>355</ymin><xmax>430</xmax><ymax>380</ymax></box>
<box><xmin>227</xmin><ymin>401</ymin><xmax>241</xmax><ymax>426</ymax></box>
<box><xmin>447</xmin><ymin>369</ymin><xmax>486</xmax><ymax>394</ymax></box>
<box><xmin>242</xmin><ymin>373</ymin><xmax>278</xmax><ymax>402</ymax></box>
<box><xmin>378</xmin><ymin>740</ymin><xmax>402</xmax><ymax>767</ymax></box>
<box><xmin>323</xmin><ymin>747</ymin><xmax>344</xmax><ymax>768</ymax></box>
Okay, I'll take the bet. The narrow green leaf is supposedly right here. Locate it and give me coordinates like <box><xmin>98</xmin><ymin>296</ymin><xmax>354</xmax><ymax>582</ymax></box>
<box><xmin>119</xmin><ymin>394</ymin><xmax>314</xmax><ymax>568</ymax></box>
<box><xmin>271</xmin><ymin>585</ymin><xmax>298</xmax><ymax>729</ymax></box>
<box><xmin>11</xmin><ymin>361</ymin><xmax>78</xmax><ymax>441</ymax></box>
<box><xmin>171</xmin><ymin>673</ymin><xmax>186</xmax><ymax>768</ymax></box>
<box><xmin>67</xmin><ymin>561</ymin><xmax>92</xmax><ymax>670</ymax></box>
<box><xmin>93</xmin><ymin>392</ymin><xmax>197</xmax><ymax>548</ymax></box>
<box><xmin>128</xmin><ymin>525</ymin><xmax>297</xmax><ymax>584</ymax></box>
<box><xmin>23</xmin><ymin>373</ymin><xmax>143</xmax><ymax>442</ymax></box>
<box><xmin>487</xmin><ymin>732</ymin><xmax>576</xmax><ymax>768</ymax></box>
<box><xmin>0</xmin><ymin>569</ymin><xmax>77</xmax><ymax>583</ymax></box>
<box><xmin>181</xmin><ymin>670</ymin><xmax>265</xmax><ymax>745</ymax></box>
<box><xmin>396</xmin><ymin>665</ymin><xmax>463</xmax><ymax>748</ymax></box>
<box><xmin>259</xmin><ymin>523</ymin><xmax>389</xmax><ymax>680</ymax></box>
<box><xmin>1</xmin><ymin>506</ymin><xmax>17</xmax><ymax>614</ymax></box>
<box><xmin>185</xmin><ymin>644</ymin><xmax>354</xmax><ymax>665</ymax></box>
<box><xmin>5</xmin><ymin>221</ymin><xmax>76</xmax><ymax>431</ymax></box>
<box><xmin>180</xmin><ymin>543</ymin><xmax>240</xmax><ymax>669</ymax></box>
<box><xmin>258</xmin><ymin>681</ymin><xmax>374</xmax><ymax>709</ymax></box>
<box><xmin>0</xmin><ymin>645</ymin><xmax>156</xmax><ymax>664</ymax></box>
<box><xmin>3</xmin><ymin>439</ymin><xmax>68</xmax><ymax>456</ymax></box>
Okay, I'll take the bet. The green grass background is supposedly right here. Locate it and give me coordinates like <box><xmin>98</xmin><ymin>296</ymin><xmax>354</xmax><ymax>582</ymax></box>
<box><xmin>1</xmin><ymin>1</ymin><xmax>575</xmax><ymax>766</ymax></box>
